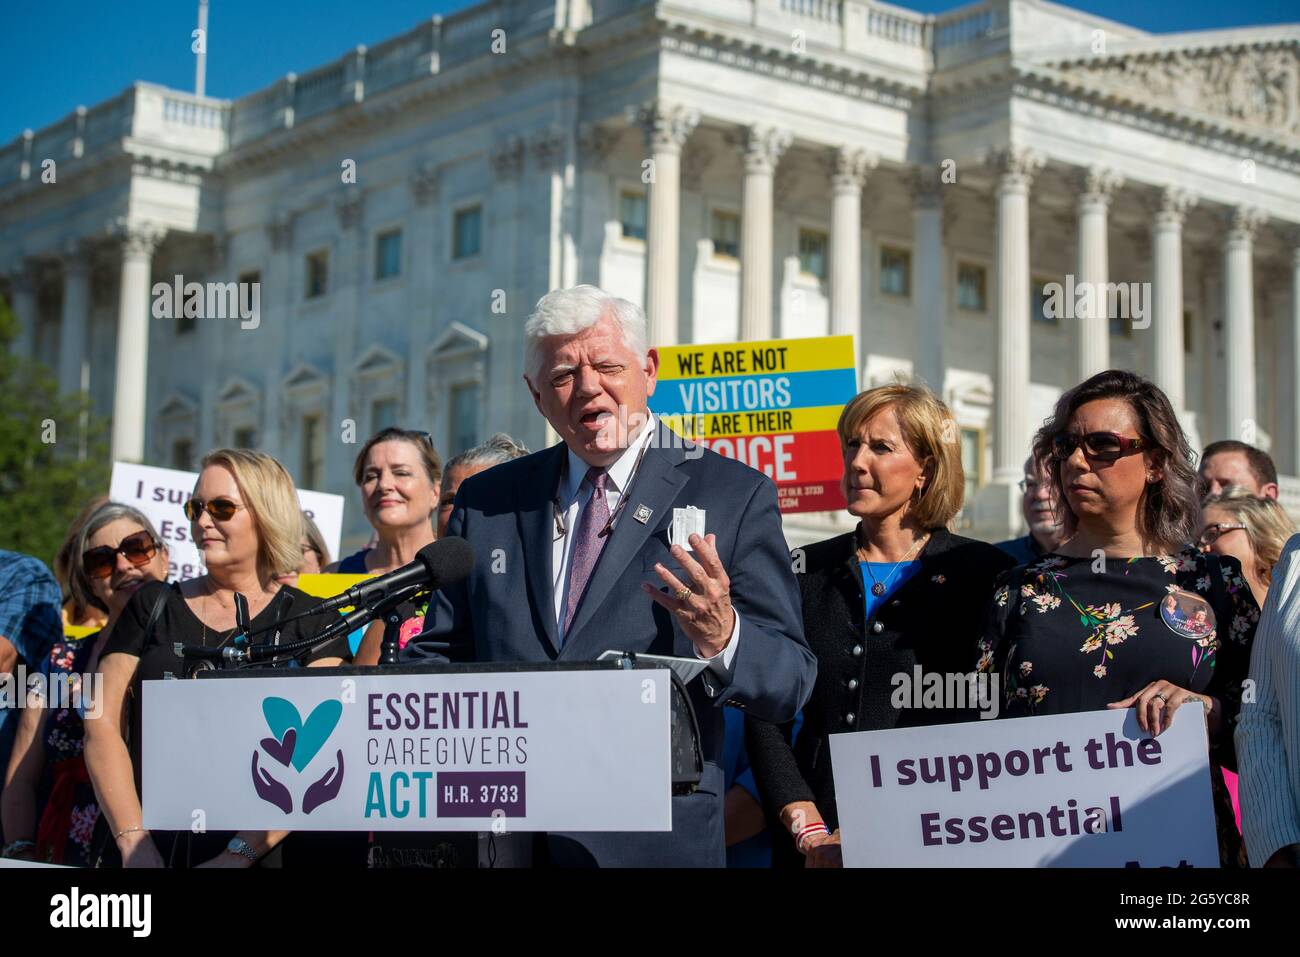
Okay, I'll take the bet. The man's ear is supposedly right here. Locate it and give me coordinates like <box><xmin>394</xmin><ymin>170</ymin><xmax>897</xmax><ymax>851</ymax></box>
<box><xmin>644</xmin><ymin>347</ymin><xmax>659</xmax><ymax>398</ymax></box>
<box><xmin>523</xmin><ymin>374</ymin><xmax>543</xmax><ymax>413</ymax></box>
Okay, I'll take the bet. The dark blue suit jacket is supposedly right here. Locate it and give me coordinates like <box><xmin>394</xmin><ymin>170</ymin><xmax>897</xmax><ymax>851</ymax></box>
<box><xmin>404</xmin><ymin>422</ymin><xmax>816</xmax><ymax>866</ymax></box>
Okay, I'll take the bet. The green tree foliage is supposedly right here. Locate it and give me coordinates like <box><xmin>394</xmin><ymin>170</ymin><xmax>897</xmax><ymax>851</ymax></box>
<box><xmin>0</xmin><ymin>295</ymin><xmax>110</xmax><ymax>570</ymax></box>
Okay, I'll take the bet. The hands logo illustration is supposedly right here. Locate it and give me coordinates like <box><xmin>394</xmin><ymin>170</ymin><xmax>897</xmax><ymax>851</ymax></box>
<box><xmin>251</xmin><ymin>697</ymin><xmax>345</xmax><ymax>814</ymax></box>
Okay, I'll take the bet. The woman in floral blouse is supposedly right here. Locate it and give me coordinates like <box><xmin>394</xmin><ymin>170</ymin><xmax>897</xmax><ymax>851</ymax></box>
<box><xmin>0</xmin><ymin>503</ymin><xmax>169</xmax><ymax>866</ymax></box>
<box><xmin>978</xmin><ymin>370</ymin><xmax>1260</xmax><ymax>866</ymax></box>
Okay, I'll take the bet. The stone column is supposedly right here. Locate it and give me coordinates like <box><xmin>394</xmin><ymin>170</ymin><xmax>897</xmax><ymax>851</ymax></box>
<box><xmin>1075</xmin><ymin>166</ymin><xmax>1123</xmax><ymax>382</ymax></box>
<box><xmin>739</xmin><ymin>125</ymin><xmax>791</xmax><ymax>341</ymax></box>
<box><xmin>57</xmin><ymin>242</ymin><xmax>92</xmax><ymax>396</ymax></box>
<box><xmin>407</xmin><ymin>163</ymin><xmax>439</xmax><ymax>422</ymax></box>
<box><xmin>110</xmin><ymin>222</ymin><xmax>165</xmax><ymax>463</ymax></box>
<box><xmin>991</xmin><ymin>148</ymin><xmax>1042</xmax><ymax>482</ymax></box>
<box><xmin>1223</xmin><ymin>206</ymin><xmax>1264</xmax><ymax>443</ymax></box>
<box><xmin>1288</xmin><ymin>238</ymin><xmax>1300</xmax><ymax>473</ymax></box>
<box><xmin>829</xmin><ymin>147</ymin><xmax>874</xmax><ymax>340</ymax></box>
<box><xmin>912</xmin><ymin>167</ymin><xmax>946</xmax><ymax>392</ymax></box>
<box><xmin>5</xmin><ymin>261</ymin><xmax>37</xmax><ymax>361</ymax></box>
<box><xmin>1150</xmin><ymin>187</ymin><xmax>1195</xmax><ymax>417</ymax></box>
<box><xmin>329</xmin><ymin>192</ymin><xmax>365</xmax><ymax>489</ymax></box>
<box><xmin>637</xmin><ymin>103</ymin><xmax>698</xmax><ymax>347</ymax></box>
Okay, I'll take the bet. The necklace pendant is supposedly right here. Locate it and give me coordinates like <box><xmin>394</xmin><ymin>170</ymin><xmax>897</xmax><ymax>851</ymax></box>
<box><xmin>871</xmin><ymin>582</ymin><xmax>886</xmax><ymax>597</ymax></box>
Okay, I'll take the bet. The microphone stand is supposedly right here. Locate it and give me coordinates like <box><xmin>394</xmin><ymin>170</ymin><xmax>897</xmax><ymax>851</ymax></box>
<box><xmin>240</xmin><ymin>583</ymin><xmax>428</xmax><ymax>667</ymax></box>
<box><xmin>376</xmin><ymin>587</ymin><xmax>415</xmax><ymax>667</ymax></box>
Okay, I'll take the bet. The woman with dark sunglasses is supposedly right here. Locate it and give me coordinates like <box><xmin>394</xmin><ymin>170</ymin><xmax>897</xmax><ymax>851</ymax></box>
<box><xmin>83</xmin><ymin>449</ymin><xmax>352</xmax><ymax>868</ymax></box>
<box><xmin>977</xmin><ymin>370</ymin><xmax>1261</xmax><ymax>867</ymax></box>
<box><xmin>2</xmin><ymin>503</ymin><xmax>169</xmax><ymax>865</ymax></box>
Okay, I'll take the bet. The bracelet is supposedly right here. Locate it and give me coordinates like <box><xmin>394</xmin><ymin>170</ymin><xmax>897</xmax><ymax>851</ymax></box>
<box><xmin>794</xmin><ymin>822</ymin><xmax>830</xmax><ymax>853</ymax></box>
<box><xmin>114</xmin><ymin>825</ymin><xmax>147</xmax><ymax>840</ymax></box>
<box><xmin>2</xmin><ymin>840</ymin><xmax>35</xmax><ymax>858</ymax></box>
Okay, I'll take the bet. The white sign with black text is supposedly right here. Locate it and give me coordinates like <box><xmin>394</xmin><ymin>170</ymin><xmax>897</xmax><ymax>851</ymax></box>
<box><xmin>829</xmin><ymin>708</ymin><xmax>1219</xmax><ymax>867</ymax></box>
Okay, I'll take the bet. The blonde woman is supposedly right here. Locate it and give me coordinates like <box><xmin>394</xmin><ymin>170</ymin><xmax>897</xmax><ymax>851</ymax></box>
<box><xmin>83</xmin><ymin>449</ymin><xmax>352</xmax><ymax>868</ymax></box>
<box><xmin>745</xmin><ymin>384</ymin><xmax>1015</xmax><ymax>867</ymax></box>
<box><xmin>1200</xmin><ymin>487</ymin><xmax>1297</xmax><ymax>606</ymax></box>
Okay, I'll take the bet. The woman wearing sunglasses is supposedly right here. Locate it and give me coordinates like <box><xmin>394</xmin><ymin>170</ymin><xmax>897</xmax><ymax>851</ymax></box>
<box><xmin>2</xmin><ymin>504</ymin><xmax>169</xmax><ymax>865</ymax></box>
<box><xmin>1200</xmin><ymin>487</ymin><xmax>1296</xmax><ymax>607</ymax></box>
<box><xmin>978</xmin><ymin>370</ymin><xmax>1261</xmax><ymax>866</ymax></box>
<box><xmin>83</xmin><ymin>449</ymin><xmax>353</xmax><ymax>868</ymax></box>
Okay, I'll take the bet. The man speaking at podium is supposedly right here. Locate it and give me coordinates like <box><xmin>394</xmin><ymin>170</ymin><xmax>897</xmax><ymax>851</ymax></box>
<box><xmin>405</xmin><ymin>285</ymin><xmax>815</xmax><ymax>866</ymax></box>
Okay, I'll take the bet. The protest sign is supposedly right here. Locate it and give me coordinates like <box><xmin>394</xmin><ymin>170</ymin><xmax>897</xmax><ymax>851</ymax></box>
<box><xmin>650</xmin><ymin>336</ymin><xmax>857</xmax><ymax>513</ymax></box>
<box><xmin>108</xmin><ymin>462</ymin><xmax>344</xmax><ymax>582</ymax></box>
<box><xmin>829</xmin><ymin>708</ymin><xmax>1219</xmax><ymax>867</ymax></box>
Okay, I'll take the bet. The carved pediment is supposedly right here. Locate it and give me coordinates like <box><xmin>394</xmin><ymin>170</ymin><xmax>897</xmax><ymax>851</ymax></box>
<box><xmin>1049</xmin><ymin>42</ymin><xmax>1300</xmax><ymax>141</ymax></box>
<box><xmin>156</xmin><ymin>392</ymin><xmax>198</xmax><ymax>422</ymax></box>
<box><xmin>217</xmin><ymin>377</ymin><xmax>260</xmax><ymax>406</ymax></box>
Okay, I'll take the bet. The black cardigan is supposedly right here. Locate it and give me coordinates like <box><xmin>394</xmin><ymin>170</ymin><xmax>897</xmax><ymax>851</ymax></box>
<box><xmin>745</xmin><ymin>527</ymin><xmax>1015</xmax><ymax>866</ymax></box>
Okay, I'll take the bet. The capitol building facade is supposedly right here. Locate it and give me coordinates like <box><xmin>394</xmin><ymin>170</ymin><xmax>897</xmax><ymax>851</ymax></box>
<box><xmin>3</xmin><ymin>0</ymin><xmax>1299</xmax><ymax>548</ymax></box>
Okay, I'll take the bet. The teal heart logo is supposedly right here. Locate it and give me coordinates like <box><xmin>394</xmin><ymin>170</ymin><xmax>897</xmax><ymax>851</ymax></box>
<box><xmin>261</xmin><ymin>697</ymin><xmax>342</xmax><ymax>773</ymax></box>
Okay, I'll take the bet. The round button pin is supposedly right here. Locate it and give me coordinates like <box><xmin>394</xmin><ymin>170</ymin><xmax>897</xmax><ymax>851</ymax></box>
<box><xmin>1159</xmin><ymin>589</ymin><xmax>1217</xmax><ymax>645</ymax></box>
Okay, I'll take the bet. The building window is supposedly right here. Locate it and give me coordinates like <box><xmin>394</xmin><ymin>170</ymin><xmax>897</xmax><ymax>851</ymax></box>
<box><xmin>960</xmin><ymin>427</ymin><xmax>984</xmax><ymax>505</ymax></box>
<box><xmin>1031</xmin><ymin>277</ymin><xmax>1058</xmax><ymax>325</ymax></box>
<box><xmin>879</xmin><ymin>247</ymin><xmax>911</xmax><ymax>297</ymax></box>
<box><xmin>620</xmin><ymin>192</ymin><xmax>647</xmax><ymax>242</ymax></box>
<box><xmin>171</xmin><ymin>439</ymin><xmax>193</xmax><ymax>470</ymax></box>
<box><xmin>1183</xmin><ymin>309</ymin><xmax>1193</xmax><ymax>353</ymax></box>
<box><xmin>957</xmin><ymin>263</ymin><xmax>986</xmax><ymax>312</ymax></box>
<box><xmin>305</xmin><ymin>250</ymin><xmax>329</xmax><ymax>299</ymax></box>
<box><xmin>375</xmin><ymin>229</ymin><xmax>402</xmax><ymax>280</ymax></box>
<box><xmin>300</xmin><ymin>413</ymin><xmax>323</xmax><ymax>490</ymax></box>
<box><xmin>371</xmin><ymin>397</ymin><xmax>398</xmax><ymax>433</ymax></box>
<box><xmin>449</xmin><ymin>382</ymin><xmax>479</xmax><ymax>456</ymax></box>
<box><xmin>711</xmin><ymin>211</ymin><xmax>740</xmax><ymax>259</ymax></box>
<box><xmin>798</xmin><ymin>229</ymin><xmax>828</xmax><ymax>280</ymax></box>
<box><xmin>453</xmin><ymin>206</ymin><xmax>482</xmax><ymax>260</ymax></box>
<box><xmin>234</xmin><ymin>426</ymin><xmax>257</xmax><ymax>449</ymax></box>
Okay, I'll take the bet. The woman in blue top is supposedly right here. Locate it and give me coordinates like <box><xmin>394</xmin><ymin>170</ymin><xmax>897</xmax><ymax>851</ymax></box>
<box><xmin>746</xmin><ymin>385</ymin><xmax>1014</xmax><ymax>867</ymax></box>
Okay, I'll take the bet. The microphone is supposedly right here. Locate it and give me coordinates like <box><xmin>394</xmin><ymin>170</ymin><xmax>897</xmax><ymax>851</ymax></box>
<box><xmin>316</xmin><ymin>538</ymin><xmax>475</xmax><ymax>614</ymax></box>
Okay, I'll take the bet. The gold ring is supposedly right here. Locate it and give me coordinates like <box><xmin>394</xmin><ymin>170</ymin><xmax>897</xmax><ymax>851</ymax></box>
<box><xmin>1155</xmin><ymin>692</ymin><xmax>1168</xmax><ymax>703</ymax></box>
<box><xmin>675</xmin><ymin>587</ymin><xmax>693</xmax><ymax>602</ymax></box>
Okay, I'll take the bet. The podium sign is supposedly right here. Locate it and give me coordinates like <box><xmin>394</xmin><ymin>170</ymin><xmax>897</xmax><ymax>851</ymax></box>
<box><xmin>143</xmin><ymin>669</ymin><xmax>672</xmax><ymax>832</ymax></box>
<box><xmin>829</xmin><ymin>709</ymin><xmax>1219</xmax><ymax>867</ymax></box>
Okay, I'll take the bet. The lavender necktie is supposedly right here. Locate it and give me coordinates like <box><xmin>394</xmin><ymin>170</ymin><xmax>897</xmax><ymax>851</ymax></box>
<box><xmin>562</xmin><ymin>467</ymin><xmax>610</xmax><ymax>639</ymax></box>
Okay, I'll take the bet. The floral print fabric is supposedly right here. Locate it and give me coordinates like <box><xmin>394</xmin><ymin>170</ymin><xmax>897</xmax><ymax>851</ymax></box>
<box><xmin>978</xmin><ymin>547</ymin><xmax>1259</xmax><ymax>724</ymax></box>
<box><xmin>37</xmin><ymin>633</ymin><xmax>101</xmax><ymax>866</ymax></box>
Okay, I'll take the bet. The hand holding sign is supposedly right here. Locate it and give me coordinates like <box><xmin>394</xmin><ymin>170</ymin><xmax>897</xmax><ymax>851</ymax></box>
<box><xmin>1107</xmin><ymin>680</ymin><xmax>1214</xmax><ymax>736</ymax></box>
<box><xmin>642</xmin><ymin>533</ymin><xmax>735</xmax><ymax>659</ymax></box>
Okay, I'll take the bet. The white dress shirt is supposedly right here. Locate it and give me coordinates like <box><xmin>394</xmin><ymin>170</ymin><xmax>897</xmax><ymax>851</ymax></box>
<box><xmin>551</xmin><ymin>413</ymin><xmax>740</xmax><ymax>675</ymax></box>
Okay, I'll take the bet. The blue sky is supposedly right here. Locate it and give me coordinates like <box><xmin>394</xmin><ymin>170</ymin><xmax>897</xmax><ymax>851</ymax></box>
<box><xmin>1</xmin><ymin>0</ymin><xmax>1296</xmax><ymax>144</ymax></box>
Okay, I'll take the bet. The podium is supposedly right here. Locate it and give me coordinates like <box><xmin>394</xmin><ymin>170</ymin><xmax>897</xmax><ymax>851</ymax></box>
<box><xmin>141</xmin><ymin>658</ymin><xmax>702</xmax><ymax>835</ymax></box>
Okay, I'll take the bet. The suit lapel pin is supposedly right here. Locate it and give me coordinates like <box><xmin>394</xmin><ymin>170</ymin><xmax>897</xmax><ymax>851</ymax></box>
<box><xmin>633</xmin><ymin>504</ymin><xmax>653</xmax><ymax>524</ymax></box>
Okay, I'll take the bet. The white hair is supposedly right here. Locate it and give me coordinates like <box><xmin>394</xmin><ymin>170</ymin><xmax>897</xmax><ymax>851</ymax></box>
<box><xmin>524</xmin><ymin>285</ymin><xmax>648</xmax><ymax>382</ymax></box>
